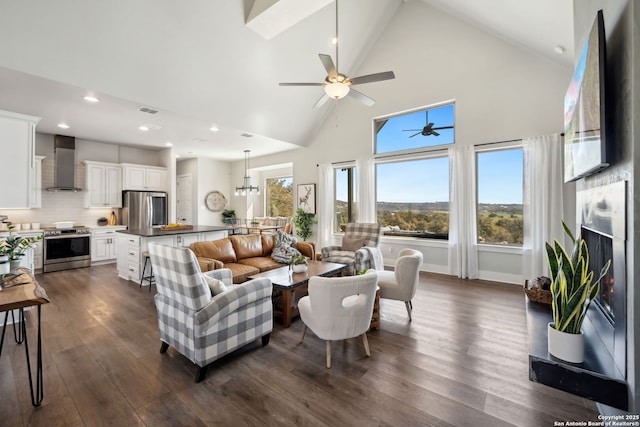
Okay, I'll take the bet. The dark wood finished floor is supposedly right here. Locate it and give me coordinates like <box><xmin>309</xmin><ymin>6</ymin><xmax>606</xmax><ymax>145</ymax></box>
<box><xmin>0</xmin><ymin>265</ymin><xmax>599</xmax><ymax>426</ymax></box>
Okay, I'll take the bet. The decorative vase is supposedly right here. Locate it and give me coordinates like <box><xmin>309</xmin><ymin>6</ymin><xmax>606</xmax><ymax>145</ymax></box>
<box><xmin>547</xmin><ymin>322</ymin><xmax>584</xmax><ymax>363</ymax></box>
<box><xmin>9</xmin><ymin>259</ymin><xmax>22</xmax><ymax>271</ymax></box>
<box><xmin>292</xmin><ymin>264</ymin><xmax>308</xmax><ymax>273</ymax></box>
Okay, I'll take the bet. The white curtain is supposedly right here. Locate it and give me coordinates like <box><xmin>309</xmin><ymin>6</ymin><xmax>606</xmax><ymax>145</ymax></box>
<box><xmin>317</xmin><ymin>163</ymin><xmax>335</xmax><ymax>248</ymax></box>
<box><xmin>522</xmin><ymin>133</ymin><xmax>564</xmax><ymax>280</ymax></box>
<box><xmin>356</xmin><ymin>157</ymin><xmax>376</xmax><ymax>222</ymax></box>
<box><xmin>447</xmin><ymin>145</ymin><xmax>479</xmax><ymax>279</ymax></box>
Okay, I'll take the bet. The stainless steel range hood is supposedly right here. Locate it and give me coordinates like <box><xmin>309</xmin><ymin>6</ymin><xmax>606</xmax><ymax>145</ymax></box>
<box><xmin>46</xmin><ymin>135</ymin><xmax>83</xmax><ymax>192</ymax></box>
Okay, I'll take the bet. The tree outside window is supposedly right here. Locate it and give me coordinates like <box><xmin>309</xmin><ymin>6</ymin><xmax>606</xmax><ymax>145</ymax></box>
<box><xmin>376</xmin><ymin>157</ymin><xmax>449</xmax><ymax>238</ymax></box>
<box><xmin>334</xmin><ymin>167</ymin><xmax>357</xmax><ymax>232</ymax></box>
<box><xmin>266</xmin><ymin>177</ymin><xmax>293</xmax><ymax>217</ymax></box>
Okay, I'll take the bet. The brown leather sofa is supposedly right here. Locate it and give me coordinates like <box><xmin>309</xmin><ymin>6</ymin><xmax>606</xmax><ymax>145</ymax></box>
<box><xmin>190</xmin><ymin>234</ymin><xmax>316</xmax><ymax>283</ymax></box>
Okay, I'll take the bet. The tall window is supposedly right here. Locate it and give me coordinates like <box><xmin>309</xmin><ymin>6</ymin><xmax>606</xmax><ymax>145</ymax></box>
<box><xmin>266</xmin><ymin>177</ymin><xmax>293</xmax><ymax>217</ymax></box>
<box><xmin>376</xmin><ymin>157</ymin><xmax>449</xmax><ymax>238</ymax></box>
<box><xmin>374</xmin><ymin>101</ymin><xmax>454</xmax><ymax>239</ymax></box>
<box><xmin>476</xmin><ymin>148</ymin><xmax>523</xmax><ymax>245</ymax></box>
<box><xmin>334</xmin><ymin>167</ymin><xmax>357</xmax><ymax>232</ymax></box>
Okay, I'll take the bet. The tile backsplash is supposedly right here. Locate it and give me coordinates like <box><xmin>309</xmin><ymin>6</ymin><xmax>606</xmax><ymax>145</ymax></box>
<box><xmin>1</xmin><ymin>159</ymin><xmax>121</xmax><ymax>228</ymax></box>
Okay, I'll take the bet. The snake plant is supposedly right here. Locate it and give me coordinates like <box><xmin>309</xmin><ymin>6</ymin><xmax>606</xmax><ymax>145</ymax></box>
<box><xmin>545</xmin><ymin>222</ymin><xmax>611</xmax><ymax>334</ymax></box>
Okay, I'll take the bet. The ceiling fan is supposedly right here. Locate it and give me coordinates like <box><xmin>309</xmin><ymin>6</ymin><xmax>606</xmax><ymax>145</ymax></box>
<box><xmin>402</xmin><ymin>111</ymin><xmax>454</xmax><ymax>138</ymax></box>
<box><xmin>279</xmin><ymin>0</ymin><xmax>395</xmax><ymax>108</ymax></box>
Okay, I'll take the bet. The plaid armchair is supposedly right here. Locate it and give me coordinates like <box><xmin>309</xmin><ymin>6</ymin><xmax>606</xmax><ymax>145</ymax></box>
<box><xmin>148</xmin><ymin>243</ymin><xmax>273</xmax><ymax>382</ymax></box>
<box><xmin>321</xmin><ymin>223</ymin><xmax>382</xmax><ymax>275</ymax></box>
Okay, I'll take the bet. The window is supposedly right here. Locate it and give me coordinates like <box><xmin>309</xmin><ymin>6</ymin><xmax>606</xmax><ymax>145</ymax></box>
<box><xmin>265</xmin><ymin>177</ymin><xmax>293</xmax><ymax>217</ymax></box>
<box><xmin>376</xmin><ymin>157</ymin><xmax>450</xmax><ymax>238</ymax></box>
<box><xmin>334</xmin><ymin>167</ymin><xmax>357</xmax><ymax>232</ymax></box>
<box><xmin>476</xmin><ymin>148</ymin><xmax>523</xmax><ymax>245</ymax></box>
<box><xmin>375</xmin><ymin>103</ymin><xmax>455</xmax><ymax>154</ymax></box>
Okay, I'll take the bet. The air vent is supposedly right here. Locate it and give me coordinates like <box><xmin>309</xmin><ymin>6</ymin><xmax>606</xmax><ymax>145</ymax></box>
<box><xmin>138</xmin><ymin>106</ymin><xmax>160</xmax><ymax>115</ymax></box>
<box><xmin>241</xmin><ymin>133</ymin><xmax>254</xmax><ymax>138</ymax></box>
<box><xmin>192</xmin><ymin>138</ymin><xmax>208</xmax><ymax>143</ymax></box>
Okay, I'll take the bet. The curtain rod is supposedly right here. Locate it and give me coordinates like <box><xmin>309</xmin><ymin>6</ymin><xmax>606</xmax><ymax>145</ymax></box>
<box><xmin>474</xmin><ymin>138</ymin><xmax>522</xmax><ymax>147</ymax></box>
<box><xmin>475</xmin><ymin>132</ymin><xmax>565</xmax><ymax>148</ymax></box>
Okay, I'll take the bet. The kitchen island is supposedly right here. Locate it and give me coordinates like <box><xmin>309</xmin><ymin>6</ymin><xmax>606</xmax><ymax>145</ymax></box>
<box><xmin>116</xmin><ymin>225</ymin><xmax>228</xmax><ymax>283</ymax></box>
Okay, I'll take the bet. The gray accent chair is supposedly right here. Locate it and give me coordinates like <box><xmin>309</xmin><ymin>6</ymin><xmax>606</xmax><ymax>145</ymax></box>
<box><xmin>321</xmin><ymin>223</ymin><xmax>382</xmax><ymax>275</ymax></box>
<box><xmin>148</xmin><ymin>243</ymin><xmax>273</xmax><ymax>382</ymax></box>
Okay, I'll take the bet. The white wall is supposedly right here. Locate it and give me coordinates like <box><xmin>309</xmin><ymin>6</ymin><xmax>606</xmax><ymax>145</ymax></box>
<box><xmin>228</xmin><ymin>0</ymin><xmax>571</xmax><ymax>283</ymax></box>
<box><xmin>196</xmin><ymin>158</ymin><xmax>231</xmax><ymax>226</ymax></box>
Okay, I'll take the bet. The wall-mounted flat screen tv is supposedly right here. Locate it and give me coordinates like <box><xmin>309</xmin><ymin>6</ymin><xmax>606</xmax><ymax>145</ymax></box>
<box><xmin>564</xmin><ymin>10</ymin><xmax>608</xmax><ymax>183</ymax></box>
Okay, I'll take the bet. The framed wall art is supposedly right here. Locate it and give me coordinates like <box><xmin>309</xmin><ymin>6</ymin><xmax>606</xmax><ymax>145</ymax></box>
<box><xmin>297</xmin><ymin>183</ymin><xmax>316</xmax><ymax>214</ymax></box>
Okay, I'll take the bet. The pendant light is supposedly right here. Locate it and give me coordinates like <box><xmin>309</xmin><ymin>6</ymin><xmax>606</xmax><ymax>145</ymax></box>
<box><xmin>235</xmin><ymin>150</ymin><xmax>260</xmax><ymax>196</ymax></box>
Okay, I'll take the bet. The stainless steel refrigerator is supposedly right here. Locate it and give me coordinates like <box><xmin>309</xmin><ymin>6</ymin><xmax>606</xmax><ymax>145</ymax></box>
<box><xmin>122</xmin><ymin>191</ymin><xmax>168</xmax><ymax>229</ymax></box>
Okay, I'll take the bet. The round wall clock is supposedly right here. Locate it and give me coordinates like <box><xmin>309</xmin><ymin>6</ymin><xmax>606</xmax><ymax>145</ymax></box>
<box><xmin>205</xmin><ymin>191</ymin><xmax>227</xmax><ymax>212</ymax></box>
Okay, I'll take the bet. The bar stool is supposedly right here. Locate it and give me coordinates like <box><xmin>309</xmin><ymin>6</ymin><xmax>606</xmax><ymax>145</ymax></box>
<box><xmin>140</xmin><ymin>251</ymin><xmax>155</xmax><ymax>292</ymax></box>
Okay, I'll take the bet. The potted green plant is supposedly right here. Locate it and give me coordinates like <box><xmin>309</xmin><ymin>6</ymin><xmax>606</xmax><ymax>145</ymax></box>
<box><xmin>545</xmin><ymin>222</ymin><xmax>610</xmax><ymax>363</ymax></box>
<box><xmin>290</xmin><ymin>254</ymin><xmax>308</xmax><ymax>273</ymax></box>
<box><xmin>0</xmin><ymin>232</ymin><xmax>43</xmax><ymax>270</ymax></box>
<box><xmin>292</xmin><ymin>208</ymin><xmax>316</xmax><ymax>241</ymax></box>
<box><xmin>222</xmin><ymin>209</ymin><xmax>236</xmax><ymax>224</ymax></box>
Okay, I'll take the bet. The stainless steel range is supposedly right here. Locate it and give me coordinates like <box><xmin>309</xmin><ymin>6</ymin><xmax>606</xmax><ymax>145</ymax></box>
<box><xmin>43</xmin><ymin>225</ymin><xmax>91</xmax><ymax>273</ymax></box>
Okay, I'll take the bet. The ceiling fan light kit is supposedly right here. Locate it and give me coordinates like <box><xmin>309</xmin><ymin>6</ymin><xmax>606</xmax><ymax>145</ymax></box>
<box><xmin>279</xmin><ymin>0</ymin><xmax>395</xmax><ymax>107</ymax></box>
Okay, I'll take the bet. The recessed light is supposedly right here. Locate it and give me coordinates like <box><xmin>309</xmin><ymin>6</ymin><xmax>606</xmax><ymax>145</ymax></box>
<box><xmin>553</xmin><ymin>45</ymin><xmax>566</xmax><ymax>55</ymax></box>
<box><xmin>83</xmin><ymin>95</ymin><xmax>99</xmax><ymax>103</ymax></box>
<box><xmin>57</xmin><ymin>123</ymin><xmax>70</xmax><ymax>129</ymax></box>
<box><xmin>176</xmin><ymin>154</ymin><xmax>180</xmax><ymax>158</ymax></box>
<box><xmin>210</xmin><ymin>125</ymin><xmax>219</xmax><ymax>132</ymax></box>
<box><xmin>165</xmin><ymin>142</ymin><xmax>173</xmax><ymax>146</ymax></box>
<box><xmin>139</xmin><ymin>125</ymin><xmax>149</xmax><ymax>131</ymax></box>
<box><xmin>331</xmin><ymin>37</ymin><xmax>337</xmax><ymax>45</ymax></box>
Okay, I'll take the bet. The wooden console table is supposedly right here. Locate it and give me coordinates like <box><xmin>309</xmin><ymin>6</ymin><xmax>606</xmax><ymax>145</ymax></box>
<box><xmin>0</xmin><ymin>268</ymin><xmax>49</xmax><ymax>407</ymax></box>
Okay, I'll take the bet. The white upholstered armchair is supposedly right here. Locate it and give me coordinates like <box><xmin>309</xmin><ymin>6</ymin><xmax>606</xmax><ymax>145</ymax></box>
<box><xmin>321</xmin><ymin>223</ymin><xmax>382</xmax><ymax>275</ymax></box>
<box><xmin>148</xmin><ymin>243</ymin><xmax>273</xmax><ymax>382</ymax></box>
<box><xmin>298</xmin><ymin>270</ymin><xmax>378</xmax><ymax>368</ymax></box>
<box><xmin>377</xmin><ymin>248</ymin><xmax>423</xmax><ymax>321</ymax></box>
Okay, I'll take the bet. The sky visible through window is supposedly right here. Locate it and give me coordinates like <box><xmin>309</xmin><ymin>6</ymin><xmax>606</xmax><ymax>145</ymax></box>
<box><xmin>376</xmin><ymin>104</ymin><xmax>455</xmax><ymax>154</ymax></box>
<box><xmin>477</xmin><ymin>150</ymin><xmax>523</xmax><ymax>204</ymax></box>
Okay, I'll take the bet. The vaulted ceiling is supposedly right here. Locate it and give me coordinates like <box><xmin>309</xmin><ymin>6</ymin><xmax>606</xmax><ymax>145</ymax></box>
<box><xmin>0</xmin><ymin>0</ymin><xmax>573</xmax><ymax>160</ymax></box>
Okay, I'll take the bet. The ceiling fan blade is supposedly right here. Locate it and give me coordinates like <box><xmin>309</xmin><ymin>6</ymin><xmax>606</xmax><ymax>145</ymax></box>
<box><xmin>348</xmin><ymin>88</ymin><xmax>375</xmax><ymax>106</ymax></box>
<box><xmin>409</xmin><ymin>132</ymin><xmax>421</xmax><ymax>138</ymax></box>
<box><xmin>402</xmin><ymin>129</ymin><xmax>422</xmax><ymax>132</ymax></box>
<box><xmin>313</xmin><ymin>93</ymin><xmax>330</xmax><ymax>108</ymax></box>
<box><xmin>319</xmin><ymin>54</ymin><xmax>337</xmax><ymax>76</ymax></box>
<box><xmin>349</xmin><ymin>71</ymin><xmax>395</xmax><ymax>85</ymax></box>
<box><xmin>432</xmin><ymin>126</ymin><xmax>454</xmax><ymax>130</ymax></box>
<box><xmin>279</xmin><ymin>82</ymin><xmax>325</xmax><ymax>86</ymax></box>
<box><xmin>431</xmin><ymin>130</ymin><xmax>440</xmax><ymax>137</ymax></box>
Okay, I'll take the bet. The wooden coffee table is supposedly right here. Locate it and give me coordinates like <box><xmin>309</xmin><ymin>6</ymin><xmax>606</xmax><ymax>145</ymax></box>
<box><xmin>248</xmin><ymin>261</ymin><xmax>346</xmax><ymax>328</ymax></box>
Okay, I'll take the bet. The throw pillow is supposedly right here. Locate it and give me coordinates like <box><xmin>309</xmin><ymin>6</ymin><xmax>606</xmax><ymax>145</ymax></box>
<box><xmin>202</xmin><ymin>274</ymin><xmax>228</xmax><ymax>296</ymax></box>
<box><xmin>271</xmin><ymin>230</ymin><xmax>301</xmax><ymax>263</ymax></box>
<box><xmin>342</xmin><ymin>236</ymin><xmax>367</xmax><ymax>252</ymax></box>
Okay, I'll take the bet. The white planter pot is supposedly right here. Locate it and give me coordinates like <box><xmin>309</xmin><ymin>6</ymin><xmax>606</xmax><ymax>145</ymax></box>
<box><xmin>547</xmin><ymin>322</ymin><xmax>584</xmax><ymax>363</ymax></box>
<box><xmin>292</xmin><ymin>264</ymin><xmax>308</xmax><ymax>273</ymax></box>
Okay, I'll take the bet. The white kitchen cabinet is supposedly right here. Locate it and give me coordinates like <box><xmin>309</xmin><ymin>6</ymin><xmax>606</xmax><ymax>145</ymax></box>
<box><xmin>0</xmin><ymin>110</ymin><xmax>40</xmax><ymax>209</ymax></box>
<box><xmin>176</xmin><ymin>233</ymin><xmax>199</xmax><ymax>247</ymax></box>
<box><xmin>84</xmin><ymin>161</ymin><xmax>123</xmax><ymax>208</ymax></box>
<box><xmin>17</xmin><ymin>230</ymin><xmax>44</xmax><ymax>272</ymax></box>
<box><xmin>121</xmin><ymin>163</ymin><xmax>167</xmax><ymax>192</ymax></box>
<box><xmin>116</xmin><ymin>229</ymin><xmax>228</xmax><ymax>284</ymax></box>
<box><xmin>29</xmin><ymin>156</ymin><xmax>45</xmax><ymax>208</ymax></box>
<box><xmin>91</xmin><ymin>227</ymin><xmax>125</xmax><ymax>264</ymax></box>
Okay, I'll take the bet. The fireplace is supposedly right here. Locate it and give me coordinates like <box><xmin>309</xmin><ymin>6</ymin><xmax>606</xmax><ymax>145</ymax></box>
<box><xmin>578</xmin><ymin>180</ymin><xmax>626</xmax><ymax>378</ymax></box>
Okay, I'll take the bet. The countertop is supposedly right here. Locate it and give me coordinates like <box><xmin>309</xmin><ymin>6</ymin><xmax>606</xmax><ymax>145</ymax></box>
<box><xmin>117</xmin><ymin>225</ymin><xmax>228</xmax><ymax>237</ymax></box>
